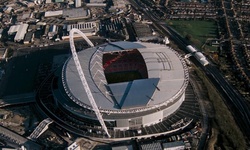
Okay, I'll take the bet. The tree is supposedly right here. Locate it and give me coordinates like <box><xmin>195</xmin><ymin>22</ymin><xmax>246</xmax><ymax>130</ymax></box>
<box><xmin>185</xmin><ymin>34</ymin><xmax>192</xmax><ymax>41</ymax></box>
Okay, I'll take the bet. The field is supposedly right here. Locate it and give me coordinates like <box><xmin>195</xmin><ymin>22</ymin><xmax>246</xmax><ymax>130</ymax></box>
<box><xmin>105</xmin><ymin>71</ymin><xmax>142</xmax><ymax>84</ymax></box>
<box><xmin>166</xmin><ymin>20</ymin><xmax>218</xmax><ymax>52</ymax></box>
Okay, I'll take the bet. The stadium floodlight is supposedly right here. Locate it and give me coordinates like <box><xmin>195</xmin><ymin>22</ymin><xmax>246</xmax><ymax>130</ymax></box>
<box><xmin>69</xmin><ymin>28</ymin><xmax>111</xmax><ymax>138</ymax></box>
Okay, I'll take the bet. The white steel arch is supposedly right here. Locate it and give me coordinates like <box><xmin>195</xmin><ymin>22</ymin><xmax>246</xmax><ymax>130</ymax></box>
<box><xmin>69</xmin><ymin>28</ymin><xmax>111</xmax><ymax>138</ymax></box>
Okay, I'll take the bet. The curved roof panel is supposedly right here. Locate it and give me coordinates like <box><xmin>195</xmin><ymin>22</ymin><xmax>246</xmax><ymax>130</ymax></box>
<box><xmin>109</xmin><ymin>78</ymin><xmax>160</xmax><ymax>109</ymax></box>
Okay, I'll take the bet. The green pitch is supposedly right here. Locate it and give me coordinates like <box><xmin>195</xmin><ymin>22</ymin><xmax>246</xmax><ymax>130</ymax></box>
<box><xmin>166</xmin><ymin>20</ymin><xmax>218</xmax><ymax>51</ymax></box>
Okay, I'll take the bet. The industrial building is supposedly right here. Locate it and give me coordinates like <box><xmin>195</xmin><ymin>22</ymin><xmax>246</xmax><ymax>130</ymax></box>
<box><xmin>162</xmin><ymin>141</ymin><xmax>185</xmax><ymax>150</ymax></box>
<box><xmin>112</xmin><ymin>0</ymin><xmax>127</xmax><ymax>9</ymax></box>
<box><xmin>63</xmin><ymin>8</ymin><xmax>90</xmax><ymax>20</ymax></box>
<box><xmin>44</xmin><ymin>10</ymin><xmax>63</xmax><ymax>18</ymax></box>
<box><xmin>3</xmin><ymin>7</ymin><xmax>13</xmax><ymax>14</ymax></box>
<box><xmin>23</xmin><ymin>31</ymin><xmax>34</xmax><ymax>44</ymax></box>
<box><xmin>8</xmin><ymin>25</ymin><xmax>21</xmax><ymax>35</ymax></box>
<box><xmin>48</xmin><ymin>25</ymin><xmax>58</xmax><ymax>39</ymax></box>
<box><xmin>67</xmin><ymin>22</ymin><xmax>97</xmax><ymax>31</ymax></box>
<box><xmin>55</xmin><ymin>0</ymin><xmax>64</xmax><ymax>2</ymax></box>
<box><xmin>0</xmin><ymin>29</ymin><xmax>3</xmax><ymax>39</ymax></box>
<box><xmin>75</xmin><ymin>0</ymin><xmax>81</xmax><ymax>7</ymax></box>
<box><xmin>86</xmin><ymin>0</ymin><xmax>106</xmax><ymax>7</ymax></box>
<box><xmin>45</xmin><ymin>0</ymin><xmax>52</xmax><ymax>3</ymax></box>
<box><xmin>112</xmin><ymin>145</ymin><xmax>133</xmax><ymax>150</ymax></box>
<box><xmin>132</xmin><ymin>22</ymin><xmax>156</xmax><ymax>41</ymax></box>
<box><xmin>12</xmin><ymin>24</ymin><xmax>29</xmax><ymax>42</ymax></box>
<box><xmin>61</xmin><ymin>22</ymin><xmax>98</xmax><ymax>40</ymax></box>
<box><xmin>67</xmin><ymin>22</ymin><xmax>98</xmax><ymax>34</ymax></box>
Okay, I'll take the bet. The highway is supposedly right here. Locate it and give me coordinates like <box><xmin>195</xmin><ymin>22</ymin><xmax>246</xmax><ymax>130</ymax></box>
<box><xmin>130</xmin><ymin>0</ymin><xmax>250</xmax><ymax>140</ymax></box>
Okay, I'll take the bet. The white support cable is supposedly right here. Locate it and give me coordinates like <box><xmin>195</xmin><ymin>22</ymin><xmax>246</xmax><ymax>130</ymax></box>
<box><xmin>69</xmin><ymin>28</ymin><xmax>111</xmax><ymax>138</ymax></box>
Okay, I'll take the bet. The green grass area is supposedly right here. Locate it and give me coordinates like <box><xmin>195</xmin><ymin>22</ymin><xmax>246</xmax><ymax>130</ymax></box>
<box><xmin>194</xmin><ymin>67</ymin><xmax>246</xmax><ymax>150</ymax></box>
<box><xmin>105</xmin><ymin>71</ymin><xmax>143</xmax><ymax>84</ymax></box>
<box><xmin>166</xmin><ymin>20</ymin><xmax>218</xmax><ymax>52</ymax></box>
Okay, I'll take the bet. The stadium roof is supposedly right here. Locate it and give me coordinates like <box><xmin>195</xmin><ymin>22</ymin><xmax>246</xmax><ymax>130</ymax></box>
<box><xmin>109</xmin><ymin>78</ymin><xmax>160</xmax><ymax>109</ymax></box>
<box><xmin>63</xmin><ymin>41</ymin><xmax>188</xmax><ymax>111</ymax></box>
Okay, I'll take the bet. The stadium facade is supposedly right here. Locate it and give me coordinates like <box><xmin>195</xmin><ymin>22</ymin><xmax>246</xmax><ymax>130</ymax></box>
<box><xmin>37</xmin><ymin>32</ymin><xmax>190</xmax><ymax>140</ymax></box>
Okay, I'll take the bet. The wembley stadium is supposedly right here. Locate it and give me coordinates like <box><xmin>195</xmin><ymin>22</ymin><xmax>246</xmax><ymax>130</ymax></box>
<box><xmin>36</xmin><ymin>29</ymin><xmax>201</xmax><ymax>141</ymax></box>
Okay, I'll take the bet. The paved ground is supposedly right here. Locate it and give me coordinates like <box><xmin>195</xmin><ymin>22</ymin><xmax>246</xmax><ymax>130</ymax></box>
<box><xmin>0</xmin><ymin>38</ymin><xmax>107</xmax><ymax>98</ymax></box>
<box><xmin>0</xmin><ymin>124</ymin><xmax>42</xmax><ymax>149</ymax></box>
<box><xmin>0</xmin><ymin>48</ymin><xmax>68</xmax><ymax>98</ymax></box>
<box><xmin>189</xmin><ymin>68</ymin><xmax>211</xmax><ymax>150</ymax></box>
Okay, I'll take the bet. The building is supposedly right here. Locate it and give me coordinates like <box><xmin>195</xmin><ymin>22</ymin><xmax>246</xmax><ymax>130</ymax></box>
<box><xmin>66</xmin><ymin>142</ymin><xmax>80</xmax><ymax>150</ymax></box>
<box><xmin>75</xmin><ymin>0</ymin><xmax>81</xmax><ymax>7</ymax></box>
<box><xmin>0</xmin><ymin>29</ymin><xmax>3</xmax><ymax>39</ymax></box>
<box><xmin>0</xmin><ymin>49</ymin><xmax>6</xmax><ymax>61</ymax></box>
<box><xmin>67</xmin><ymin>22</ymin><xmax>97</xmax><ymax>32</ymax></box>
<box><xmin>86</xmin><ymin>0</ymin><xmax>106</xmax><ymax>7</ymax></box>
<box><xmin>86</xmin><ymin>3</ymin><xmax>106</xmax><ymax>7</ymax></box>
<box><xmin>34</xmin><ymin>0</ymin><xmax>44</xmax><ymax>5</ymax></box>
<box><xmin>140</xmin><ymin>142</ymin><xmax>162</xmax><ymax>150</ymax></box>
<box><xmin>55</xmin><ymin>0</ymin><xmax>64</xmax><ymax>2</ymax></box>
<box><xmin>112</xmin><ymin>0</ymin><xmax>127</xmax><ymax>9</ymax></box>
<box><xmin>8</xmin><ymin>25</ymin><xmax>20</xmax><ymax>35</ymax></box>
<box><xmin>23</xmin><ymin>32</ymin><xmax>34</xmax><ymax>44</ymax></box>
<box><xmin>162</xmin><ymin>141</ymin><xmax>185</xmax><ymax>150</ymax></box>
<box><xmin>14</xmin><ymin>24</ymin><xmax>29</xmax><ymax>42</ymax></box>
<box><xmin>45</xmin><ymin>10</ymin><xmax>63</xmax><ymax>18</ymax></box>
<box><xmin>27</xmin><ymin>2</ymin><xmax>35</xmax><ymax>7</ymax></box>
<box><xmin>45</xmin><ymin>0</ymin><xmax>52</xmax><ymax>3</ymax></box>
<box><xmin>28</xmin><ymin>25</ymin><xmax>36</xmax><ymax>32</ymax></box>
<box><xmin>36</xmin><ymin>37</ymin><xmax>190</xmax><ymax>141</ymax></box>
<box><xmin>132</xmin><ymin>22</ymin><xmax>156</xmax><ymax>41</ymax></box>
<box><xmin>66</xmin><ymin>22</ymin><xmax>98</xmax><ymax>37</ymax></box>
<box><xmin>48</xmin><ymin>25</ymin><xmax>58</xmax><ymax>39</ymax></box>
<box><xmin>3</xmin><ymin>7</ymin><xmax>13</xmax><ymax>14</ymax></box>
<box><xmin>63</xmin><ymin>8</ymin><xmax>90</xmax><ymax>20</ymax></box>
<box><xmin>112</xmin><ymin>145</ymin><xmax>133</xmax><ymax>150</ymax></box>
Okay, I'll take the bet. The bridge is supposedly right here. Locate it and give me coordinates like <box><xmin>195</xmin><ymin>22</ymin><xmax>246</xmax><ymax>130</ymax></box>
<box><xmin>28</xmin><ymin>118</ymin><xmax>53</xmax><ymax>141</ymax></box>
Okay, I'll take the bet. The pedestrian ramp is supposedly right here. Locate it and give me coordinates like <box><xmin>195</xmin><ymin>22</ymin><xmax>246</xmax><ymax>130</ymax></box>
<box><xmin>28</xmin><ymin>118</ymin><xmax>53</xmax><ymax>141</ymax></box>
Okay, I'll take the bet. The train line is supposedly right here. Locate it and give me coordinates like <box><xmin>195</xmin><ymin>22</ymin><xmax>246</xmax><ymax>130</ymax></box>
<box><xmin>131</xmin><ymin>0</ymin><xmax>250</xmax><ymax>140</ymax></box>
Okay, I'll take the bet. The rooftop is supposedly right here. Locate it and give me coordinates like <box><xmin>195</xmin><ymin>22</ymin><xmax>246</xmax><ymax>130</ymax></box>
<box><xmin>63</xmin><ymin>8</ymin><xmax>90</xmax><ymax>20</ymax></box>
<box><xmin>162</xmin><ymin>141</ymin><xmax>185</xmax><ymax>149</ymax></box>
<box><xmin>62</xmin><ymin>41</ymin><xmax>188</xmax><ymax>111</ymax></box>
<box><xmin>45</xmin><ymin>10</ymin><xmax>63</xmax><ymax>17</ymax></box>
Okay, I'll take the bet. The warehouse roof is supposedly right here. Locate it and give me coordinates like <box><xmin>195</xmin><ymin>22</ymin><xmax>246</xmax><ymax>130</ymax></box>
<box><xmin>45</xmin><ymin>10</ymin><xmax>63</xmax><ymax>17</ymax></box>
<box><xmin>8</xmin><ymin>25</ymin><xmax>20</xmax><ymax>35</ymax></box>
<box><xmin>14</xmin><ymin>24</ymin><xmax>29</xmax><ymax>42</ymax></box>
<box><xmin>63</xmin><ymin>8</ymin><xmax>90</xmax><ymax>20</ymax></box>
